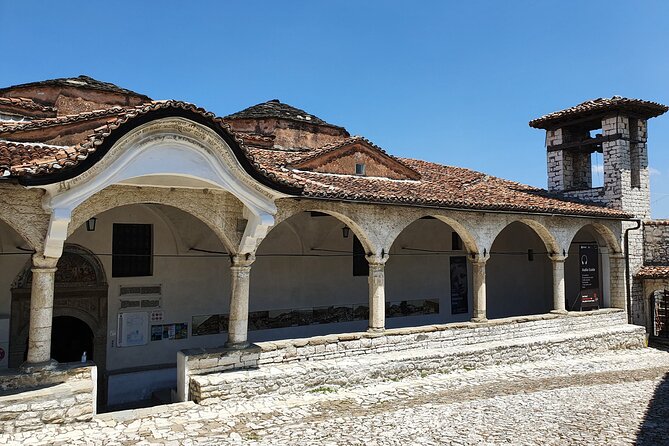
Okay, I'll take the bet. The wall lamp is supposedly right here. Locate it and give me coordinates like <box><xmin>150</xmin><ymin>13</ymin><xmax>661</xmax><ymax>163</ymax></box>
<box><xmin>342</xmin><ymin>226</ymin><xmax>350</xmax><ymax>238</ymax></box>
<box><xmin>86</xmin><ymin>217</ymin><xmax>97</xmax><ymax>232</ymax></box>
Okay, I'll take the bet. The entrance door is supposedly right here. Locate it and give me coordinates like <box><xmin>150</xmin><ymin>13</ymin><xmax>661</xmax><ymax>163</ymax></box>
<box><xmin>653</xmin><ymin>290</ymin><xmax>669</xmax><ymax>339</ymax></box>
<box><xmin>51</xmin><ymin>316</ymin><xmax>94</xmax><ymax>363</ymax></box>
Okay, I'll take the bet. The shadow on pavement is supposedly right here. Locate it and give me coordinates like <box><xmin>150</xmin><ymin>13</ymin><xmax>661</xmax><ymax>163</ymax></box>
<box><xmin>635</xmin><ymin>365</ymin><xmax>669</xmax><ymax>445</ymax></box>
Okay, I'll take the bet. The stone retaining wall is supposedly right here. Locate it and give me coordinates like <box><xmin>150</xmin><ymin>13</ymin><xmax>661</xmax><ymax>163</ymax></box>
<box><xmin>190</xmin><ymin>322</ymin><xmax>645</xmax><ymax>404</ymax></box>
<box><xmin>177</xmin><ymin>309</ymin><xmax>634</xmax><ymax>402</ymax></box>
<box><xmin>0</xmin><ymin>363</ymin><xmax>97</xmax><ymax>433</ymax></box>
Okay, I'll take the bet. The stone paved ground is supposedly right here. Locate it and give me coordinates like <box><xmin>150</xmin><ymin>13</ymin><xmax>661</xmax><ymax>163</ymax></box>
<box><xmin>3</xmin><ymin>347</ymin><xmax>669</xmax><ymax>445</ymax></box>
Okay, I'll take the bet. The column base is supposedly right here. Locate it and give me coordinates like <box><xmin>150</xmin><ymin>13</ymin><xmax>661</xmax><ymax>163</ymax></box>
<box><xmin>471</xmin><ymin>317</ymin><xmax>488</xmax><ymax>323</ymax></box>
<box><xmin>19</xmin><ymin>358</ymin><xmax>58</xmax><ymax>373</ymax></box>
<box><xmin>367</xmin><ymin>327</ymin><xmax>385</xmax><ymax>333</ymax></box>
<box><xmin>224</xmin><ymin>341</ymin><xmax>250</xmax><ymax>350</ymax></box>
<box><xmin>550</xmin><ymin>309</ymin><xmax>568</xmax><ymax>315</ymax></box>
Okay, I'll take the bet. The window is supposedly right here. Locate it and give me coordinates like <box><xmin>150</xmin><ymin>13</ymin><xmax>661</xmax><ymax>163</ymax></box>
<box><xmin>629</xmin><ymin>118</ymin><xmax>641</xmax><ymax>188</ymax></box>
<box><xmin>112</xmin><ymin>224</ymin><xmax>153</xmax><ymax>277</ymax></box>
<box><xmin>355</xmin><ymin>163</ymin><xmax>366</xmax><ymax>176</ymax></box>
<box><xmin>452</xmin><ymin>232</ymin><xmax>462</xmax><ymax>251</ymax></box>
<box><xmin>352</xmin><ymin>235</ymin><xmax>369</xmax><ymax>276</ymax></box>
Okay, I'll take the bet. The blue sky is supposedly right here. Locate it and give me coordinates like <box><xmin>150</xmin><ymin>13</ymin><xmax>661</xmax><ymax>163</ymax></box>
<box><xmin>2</xmin><ymin>1</ymin><xmax>669</xmax><ymax>216</ymax></box>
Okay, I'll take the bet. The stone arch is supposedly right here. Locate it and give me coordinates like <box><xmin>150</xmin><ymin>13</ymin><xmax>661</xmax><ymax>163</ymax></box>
<box><xmin>271</xmin><ymin>207</ymin><xmax>377</xmax><ymax>255</ymax></box>
<box><xmin>566</xmin><ymin>222</ymin><xmax>622</xmax><ymax>254</ymax></box>
<box><xmin>488</xmin><ymin>218</ymin><xmax>561</xmax><ymax>256</ymax></box>
<box><xmin>386</xmin><ymin>213</ymin><xmax>480</xmax><ymax>256</ymax></box>
<box><xmin>0</xmin><ymin>187</ymin><xmax>50</xmax><ymax>252</ymax></box>
<box><xmin>69</xmin><ymin>185</ymin><xmax>243</xmax><ymax>253</ymax></box>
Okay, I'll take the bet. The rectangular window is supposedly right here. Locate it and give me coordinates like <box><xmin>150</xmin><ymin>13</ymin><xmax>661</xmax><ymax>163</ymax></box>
<box><xmin>353</xmin><ymin>235</ymin><xmax>369</xmax><ymax>276</ymax></box>
<box><xmin>355</xmin><ymin>163</ymin><xmax>366</xmax><ymax>176</ymax></box>
<box><xmin>112</xmin><ymin>223</ymin><xmax>153</xmax><ymax>277</ymax></box>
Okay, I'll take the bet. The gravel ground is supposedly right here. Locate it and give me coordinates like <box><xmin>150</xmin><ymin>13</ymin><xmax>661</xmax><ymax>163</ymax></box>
<box><xmin>3</xmin><ymin>347</ymin><xmax>669</xmax><ymax>445</ymax></box>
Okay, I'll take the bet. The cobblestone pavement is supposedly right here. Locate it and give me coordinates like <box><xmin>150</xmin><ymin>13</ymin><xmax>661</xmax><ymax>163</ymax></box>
<box><xmin>3</xmin><ymin>347</ymin><xmax>669</xmax><ymax>445</ymax></box>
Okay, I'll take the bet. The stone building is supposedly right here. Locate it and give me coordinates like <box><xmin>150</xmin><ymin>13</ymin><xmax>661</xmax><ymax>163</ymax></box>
<box><xmin>0</xmin><ymin>76</ymin><xmax>667</xmax><ymax>419</ymax></box>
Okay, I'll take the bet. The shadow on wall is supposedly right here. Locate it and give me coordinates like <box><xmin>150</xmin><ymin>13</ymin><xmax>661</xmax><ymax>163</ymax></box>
<box><xmin>635</xmin><ymin>370</ymin><xmax>669</xmax><ymax>445</ymax></box>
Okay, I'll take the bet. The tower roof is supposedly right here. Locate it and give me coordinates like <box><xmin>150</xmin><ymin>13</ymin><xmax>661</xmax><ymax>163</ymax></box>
<box><xmin>225</xmin><ymin>99</ymin><xmax>344</xmax><ymax>129</ymax></box>
<box><xmin>0</xmin><ymin>75</ymin><xmax>152</xmax><ymax>101</ymax></box>
<box><xmin>529</xmin><ymin>96</ymin><xmax>668</xmax><ymax>129</ymax></box>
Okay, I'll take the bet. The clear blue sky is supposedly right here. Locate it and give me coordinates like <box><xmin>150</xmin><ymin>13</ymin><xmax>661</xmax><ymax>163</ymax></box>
<box><xmin>2</xmin><ymin>1</ymin><xmax>669</xmax><ymax>216</ymax></box>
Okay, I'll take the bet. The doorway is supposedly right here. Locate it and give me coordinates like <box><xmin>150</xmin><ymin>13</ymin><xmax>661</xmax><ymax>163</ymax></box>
<box><xmin>51</xmin><ymin>316</ymin><xmax>94</xmax><ymax>363</ymax></box>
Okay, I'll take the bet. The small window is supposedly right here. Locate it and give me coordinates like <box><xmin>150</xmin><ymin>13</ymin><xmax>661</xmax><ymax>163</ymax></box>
<box><xmin>452</xmin><ymin>232</ymin><xmax>462</xmax><ymax>251</ymax></box>
<box><xmin>629</xmin><ymin>118</ymin><xmax>641</xmax><ymax>188</ymax></box>
<box><xmin>353</xmin><ymin>235</ymin><xmax>369</xmax><ymax>276</ymax></box>
<box><xmin>112</xmin><ymin>224</ymin><xmax>153</xmax><ymax>277</ymax></box>
<box><xmin>355</xmin><ymin>163</ymin><xmax>366</xmax><ymax>176</ymax></box>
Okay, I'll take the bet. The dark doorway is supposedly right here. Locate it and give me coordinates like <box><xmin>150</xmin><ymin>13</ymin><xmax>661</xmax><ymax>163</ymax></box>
<box><xmin>51</xmin><ymin>316</ymin><xmax>94</xmax><ymax>363</ymax></box>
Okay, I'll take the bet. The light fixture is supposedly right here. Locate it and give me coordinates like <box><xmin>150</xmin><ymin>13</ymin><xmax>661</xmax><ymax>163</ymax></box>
<box><xmin>342</xmin><ymin>226</ymin><xmax>350</xmax><ymax>238</ymax></box>
<box><xmin>86</xmin><ymin>217</ymin><xmax>97</xmax><ymax>232</ymax></box>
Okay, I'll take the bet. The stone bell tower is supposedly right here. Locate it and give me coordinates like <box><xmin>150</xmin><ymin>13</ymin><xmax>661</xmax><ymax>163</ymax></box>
<box><xmin>529</xmin><ymin>96</ymin><xmax>668</xmax><ymax>219</ymax></box>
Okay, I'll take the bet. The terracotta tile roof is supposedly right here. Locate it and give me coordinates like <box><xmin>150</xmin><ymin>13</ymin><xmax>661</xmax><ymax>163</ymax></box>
<box><xmin>0</xmin><ymin>97</ymin><xmax>57</xmax><ymax>114</ymax></box>
<box><xmin>225</xmin><ymin>99</ymin><xmax>345</xmax><ymax>130</ymax></box>
<box><xmin>637</xmin><ymin>266</ymin><xmax>669</xmax><ymax>279</ymax></box>
<box><xmin>0</xmin><ymin>100</ymin><xmax>630</xmax><ymax>218</ymax></box>
<box><xmin>0</xmin><ymin>75</ymin><xmax>151</xmax><ymax>101</ymax></box>
<box><xmin>529</xmin><ymin>96</ymin><xmax>669</xmax><ymax>129</ymax></box>
<box><xmin>246</xmin><ymin>147</ymin><xmax>630</xmax><ymax>218</ymax></box>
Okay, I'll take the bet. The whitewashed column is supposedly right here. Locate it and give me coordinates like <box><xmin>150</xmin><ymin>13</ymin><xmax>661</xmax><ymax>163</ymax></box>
<box><xmin>25</xmin><ymin>254</ymin><xmax>60</xmax><ymax>366</ymax></box>
<box><xmin>471</xmin><ymin>256</ymin><xmax>488</xmax><ymax>322</ymax></box>
<box><xmin>550</xmin><ymin>254</ymin><xmax>567</xmax><ymax>314</ymax></box>
<box><xmin>226</xmin><ymin>254</ymin><xmax>255</xmax><ymax>349</ymax></box>
<box><xmin>366</xmin><ymin>255</ymin><xmax>387</xmax><ymax>332</ymax></box>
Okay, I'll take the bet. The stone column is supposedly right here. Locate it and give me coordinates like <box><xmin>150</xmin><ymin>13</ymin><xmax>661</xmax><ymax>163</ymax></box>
<box><xmin>367</xmin><ymin>255</ymin><xmax>387</xmax><ymax>332</ymax></box>
<box><xmin>609</xmin><ymin>253</ymin><xmax>627</xmax><ymax>310</ymax></box>
<box><xmin>550</xmin><ymin>255</ymin><xmax>567</xmax><ymax>314</ymax></box>
<box><xmin>226</xmin><ymin>254</ymin><xmax>255</xmax><ymax>349</ymax></box>
<box><xmin>471</xmin><ymin>256</ymin><xmax>488</xmax><ymax>322</ymax></box>
<box><xmin>25</xmin><ymin>254</ymin><xmax>60</xmax><ymax>367</ymax></box>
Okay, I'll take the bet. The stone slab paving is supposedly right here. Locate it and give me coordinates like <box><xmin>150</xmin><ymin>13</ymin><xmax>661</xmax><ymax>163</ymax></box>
<box><xmin>3</xmin><ymin>347</ymin><xmax>669</xmax><ymax>445</ymax></box>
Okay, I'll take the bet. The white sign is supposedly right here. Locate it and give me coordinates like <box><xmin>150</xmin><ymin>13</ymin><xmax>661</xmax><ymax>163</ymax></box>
<box><xmin>117</xmin><ymin>312</ymin><xmax>149</xmax><ymax>347</ymax></box>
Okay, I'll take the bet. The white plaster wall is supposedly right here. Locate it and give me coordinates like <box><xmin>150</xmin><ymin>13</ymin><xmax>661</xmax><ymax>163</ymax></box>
<box><xmin>487</xmin><ymin>222</ymin><xmax>552</xmax><ymax>318</ymax></box>
<box><xmin>66</xmin><ymin>204</ymin><xmax>231</xmax><ymax>373</ymax></box>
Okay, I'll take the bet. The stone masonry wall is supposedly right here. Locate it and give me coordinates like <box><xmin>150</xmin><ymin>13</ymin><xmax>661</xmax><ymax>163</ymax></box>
<box><xmin>178</xmin><ymin>310</ymin><xmax>633</xmax><ymax>402</ymax></box>
<box><xmin>0</xmin><ymin>364</ymin><xmax>96</xmax><ymax>433</ymax></box>
<box><xmin>643</xmin><ymin>221</ymin><xmax>669</xmax><ymax>265</ymax></box>
<box><xmin>186</xmin><ymin>310</ymin><xmax>644</xmax><ymax>404</ymax></box>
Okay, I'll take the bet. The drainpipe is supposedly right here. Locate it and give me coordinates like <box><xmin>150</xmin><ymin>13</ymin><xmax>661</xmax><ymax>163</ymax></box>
<box><xmin>624</xmin><ymin>219</ymin><xmax>642</xmax><ymax>324</ymax></box>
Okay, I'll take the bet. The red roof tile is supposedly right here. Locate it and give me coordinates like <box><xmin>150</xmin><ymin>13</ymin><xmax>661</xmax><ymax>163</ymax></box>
<box><xmin>637</xmin><ymin>266</ymin><xmax>669</xmax><ymax>279</ymax></box>
<box><xmin>529</xmin><ymin>96</ymin><xmax>668</xmax><ymax>129</ymax></box>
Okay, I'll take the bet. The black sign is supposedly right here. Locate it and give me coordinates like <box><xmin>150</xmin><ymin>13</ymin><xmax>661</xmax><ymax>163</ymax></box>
<box><xmin>579</xmin><ymin>244</ymin><xmax>600</xmax><ymax>310</ymax></box>
<box><xmin>450</xmin><ymin>256</ymin><xmax>468</xmax><ymax>314</ymax></box>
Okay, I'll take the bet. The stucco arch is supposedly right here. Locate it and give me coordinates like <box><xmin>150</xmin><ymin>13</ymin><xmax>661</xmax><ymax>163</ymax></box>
<box><xmin>69</xmin><ymin>185</ymin><xmax>243</xmax><ymax>254</ymax></box>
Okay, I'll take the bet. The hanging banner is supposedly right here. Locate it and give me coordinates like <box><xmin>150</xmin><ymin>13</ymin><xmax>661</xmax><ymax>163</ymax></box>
<box><xmin>450</xmin><ymin>256</ymin><xmax>469</xmax><ymax>314</ymax></box>
<box><xmin>579</xmin><ymin>244</ymin><xmax>600</xmax><ymax>310</ymax></box>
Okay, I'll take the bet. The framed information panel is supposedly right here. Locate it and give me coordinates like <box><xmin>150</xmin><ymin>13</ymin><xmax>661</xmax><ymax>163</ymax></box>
<box><xmin>117</xmin><ymin>312</ymin><xmax>149</xmax><ymax>347</ymax></box>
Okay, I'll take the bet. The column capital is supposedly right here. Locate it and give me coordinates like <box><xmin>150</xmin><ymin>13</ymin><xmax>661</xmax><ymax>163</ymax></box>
<box><xmin>231</xmin><ymin>253</ymin><xmax>255</xmax><ymax>268</ymax></box>
<box><xmin>549</xmin><ymin>253</ymin><xmax>567</xmax><ymax>263</ymax></box>
<box><xmin>470</xmin><ymin>253</ymin><xmax>489</xmax><ymax>265</ymax></box>
<box><xmin>31</xmin><ymin>253</ymin><xmax>59</xmax><ymax>271</ymax></box>
<box><xmin>366</xmin><ymin>253</ymin><xmax>388</xmax><ymax>266</ymax></box>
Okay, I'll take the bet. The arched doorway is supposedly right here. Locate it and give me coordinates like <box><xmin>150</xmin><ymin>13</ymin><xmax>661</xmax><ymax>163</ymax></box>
<box><xmin>51</xmin><ymin>316</ymin><xmax>94</xmax><ymax>363</ymax></box>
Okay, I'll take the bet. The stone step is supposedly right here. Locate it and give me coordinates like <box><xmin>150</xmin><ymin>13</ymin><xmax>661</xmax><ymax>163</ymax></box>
<box><xmin>190</xmin><ymin>323</ymin><xmax>646</xmax><ymax>405</ymax></box>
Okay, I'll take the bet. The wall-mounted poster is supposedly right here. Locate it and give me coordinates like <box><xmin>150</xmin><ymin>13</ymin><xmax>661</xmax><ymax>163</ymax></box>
<box><xmin>579</xmin><ymin>244</ymin><xmax>600</xmax><ymax>310</ymax></box>
<box><xmin>450</xmin><ymin>256</ymin><xmax>468</xmax><ymax>314</ymax></box>
<box><xmin>151</xmin><ymin>323</ymin><xmax>189</xmax><ymax>341</ymax></box>
<box><xmin>117</xmin><ymin>312</ymin><xmax>149</xmax><ymax>347</ymax></box>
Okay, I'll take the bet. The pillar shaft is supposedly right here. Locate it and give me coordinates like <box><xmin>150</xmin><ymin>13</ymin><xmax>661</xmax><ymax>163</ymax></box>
<box><xmin>551</xmin><ymin>256</ymin><xmax>567</xmax><ymax>314</ymax></box>
<box><xmin>471</xmin><ymin>259</ymin><xmax>487</xmax><ymax>322</ymax></box>
<box><xmin>367</xmin><ymin>261</ymin><xmax>386</xmax><ymax>332</ymax></box>
<box><xmin>26</xmin><ymin>255</ymin><xmax>59</xmax><ymax>365</ymax></box>
<box><xmin>226</xmin><ymin>255</ymin><xmax>254</xmax><ymax>349</ymax></box>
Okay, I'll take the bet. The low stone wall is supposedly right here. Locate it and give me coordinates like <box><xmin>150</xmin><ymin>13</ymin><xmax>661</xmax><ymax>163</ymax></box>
<box><xmin>0</xmin><ymin>363</ymin><xmax>97</xmax><ymax>433</ymax></box>
<box><xmin>190</xmin><ymin>321</ymin><xmax>645</xmax><ymax>404</ymax></box>
<box><xmin>177</xmin><ymin>309</ymin><xmax>637</xmax><ymax>402</ymax></box>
